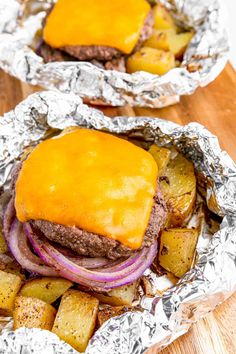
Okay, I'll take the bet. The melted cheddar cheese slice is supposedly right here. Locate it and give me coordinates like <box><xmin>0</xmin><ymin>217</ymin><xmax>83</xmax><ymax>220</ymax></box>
<box><xmin>43</xmin><ymin>0</ymin><xmax>151</xmax><ymax>54</ymax></box>
<box><xmin>15</xmin><ymin>129</ymin><xmax>158</xmax><ymax>249</ymax></box>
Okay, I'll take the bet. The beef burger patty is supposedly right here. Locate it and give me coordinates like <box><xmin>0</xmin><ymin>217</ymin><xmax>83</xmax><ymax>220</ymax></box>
<box><xmin>39</xmin><ymin>10</ymin><xmax>154</xmax><ymax>64</ymax></box>
<box><xmin>30</xmin><ymin>186</ymin><xmax>167</xmax><ymax>260</ymax></box>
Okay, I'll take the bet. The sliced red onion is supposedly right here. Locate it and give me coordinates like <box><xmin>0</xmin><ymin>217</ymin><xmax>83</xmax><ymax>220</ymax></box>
<box><xmin>9</xmin><ymin>219</ymin><xmax>58</xmax><ymax>276</ymax></box>
<box><xmin>3</xmin><ymin>198</ymin><xmax>109</xmax><ymax>269</ymax></box>
<box><xmin>25</xmin><ymin>223</ymin><xmax>147</xmax><ymax>282</ymax></box>
<box><xmin>24</xmin><ymin>222</ymin><xmax>157</xmax><ymax>291</ymax></box>
<box><xmin>53</xmin><ymin>243</ymin><xmax>138</xmax><ymax>272</ymax></box>
<box><xmin>96</xmin><ymin>252</ymin><xmax>141</xmax><ymax>273</ymax></box>
<box><xmin>2</xmin><ymin>198</ymin><xmax>15</xmax><ymax>242</ymax></box>
<box><xmin>3</xmin><ymin>200</ymin><xmax>158</xmax><ymax>291</ymax></box>
<box><xmin>53</xmin><ymin>244</ymin><xmax>111</xmax><ymax>269</ymax></box>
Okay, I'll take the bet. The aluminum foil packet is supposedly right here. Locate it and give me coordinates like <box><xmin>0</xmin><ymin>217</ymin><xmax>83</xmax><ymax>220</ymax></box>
<box><xmin>0</xmin><ymin>0</ymin><xmax>230</xmax><ymax>108</ymax></box>
<box><xmin>0</xmin><ymin>90</ymin><xmax>236</xmax><ymax>354</ymax></box>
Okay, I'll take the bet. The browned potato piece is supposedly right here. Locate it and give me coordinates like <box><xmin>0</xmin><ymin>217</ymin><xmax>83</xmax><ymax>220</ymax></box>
<box><xmin>0</xmin><ymin>229</ymin><xmax>7</xmax><ymax>254</ymax></box>
<box><xmin>127</xmin><ymin>47</ymin><xmax>175</xmax><ymax>75</ymax></box>
<box><xmin>148</xmin><ymin>145</ymin><xmax>171</xmax><ymax>176</ymax></box>
<box><xmin>52</xmin><ymin>290</ymin><xmax>99</xmax><ymax>352</ymax></box>
<box><xmin>98</xmin><ymin>306</ymin><xmax>133</xmax><ymax>327</ymax></box>
<box><xmin>144</xmin><ymin>29</ymin><xmax>175</xmax><ymax>51</ymax></box>
<box><xmin>160</xmin><ymin>153</ymin><xmax>196</xmax><ymax>227</ymax></box>
<box><xmin>19</xmin><ymin>277</ymin><xmax>73</xmax><ymax>304</ymax></box>
<box><xmin>90</xmin><ymin>282</ymin><xmax>137</xmax><ymax>306</ymax></box>
<box><xmin>169</xmin><ymin>32</ymin><xmax>194</xmax><ymax>58</ymax></box>
<box><xmin>13</xmin><ymin>296</ymin><xmax>56</xmax><ymax>330</ymax></box>
<box><xmin>0</xmin><ymin>258</ymin><xmax>25</xmax><ymax>280</ymax></box>
<box><xmin>0</xmin><ymin>270</ymin><xmax>22</xmax><ymax>315</ymax></box>
<box><xmin>159</xmin><ymin>228</ymin><xmax>199</xmax><ymax>277</ymax></box>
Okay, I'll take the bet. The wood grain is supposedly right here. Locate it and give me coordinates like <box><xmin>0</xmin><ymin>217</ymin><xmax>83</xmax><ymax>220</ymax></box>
<box><xmin>0</xmin><ymin>63</ymin><xmax>236</xmax><ymax>354</ymax></box>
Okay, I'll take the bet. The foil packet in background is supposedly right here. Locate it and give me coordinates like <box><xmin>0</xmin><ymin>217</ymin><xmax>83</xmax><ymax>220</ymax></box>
<box><xmin>0</xmin><ymin>0</ymin><xmax>230</xmax><ymax>108</ymax></box>
<box><xmin>0</xmin><ymin>91</ymin><xmax>235</xmax><ymax>354</ymax></box>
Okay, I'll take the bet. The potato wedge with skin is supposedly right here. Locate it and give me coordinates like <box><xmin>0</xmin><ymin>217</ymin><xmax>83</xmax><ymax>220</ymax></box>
<box><xmin>160</xmin><ymin>153</ymin><xmax>196</xmax><ymax>227</ymax></box>
<box><xmin>19</xmin><ymin>277</ymin><xmax>73</xmax><ymax>304</ymax></box>
<box><xmin>169</xmin><ymin>32</ymin><xmax>194</xmax><ymax>58</ymax></box>
<box><xmin>144</xmin><ymin>29</ymin><xmax>175</xmax><ymax>51</ymax></box>
<box><xmin>13</xmin><ymin>296</ymin><xmax>56</xmax><ymax>330</ymax></box>
<box><xmin>127</xmin><ymin>47</ymin><xmax>175</xmax><ymax>75</ymax></box>
<box><xmin>159</xmin><ymin>228</ymin><xmax>199</xmax><ymax>277</ymax></box>
<box><xmin>153</xmin><ymin>4</ymin><xmax>176</xmax><ymax>30</ymax></box>
<box><xmin>148</xmin><ymin>145</ymin><xmax>171</xmax><ymax>176</ymax></box>
<box><xmin>98</xmin><ymin>305</ymin><xmax>135</xmax><ymax>327</ymax></box>
<box><xmin>90</xmin><ymin>282</ymin><xmax>137</xmax><ymax>306</ymax></box>
<box><xmin>52</xmin><ymin>290</ymin><xmax>99</xmax><ymax>352</ymax></box>
<box><xmin>0</xmin><ymin>270</ymin><xmax>22</xmax><ymax>315</ymax></box>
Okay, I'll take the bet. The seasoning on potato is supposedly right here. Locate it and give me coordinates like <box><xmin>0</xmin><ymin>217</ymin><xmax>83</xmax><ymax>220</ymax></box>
<box><xmin>19</xmin><ymin>277</ymin><xmax>73</xmax><ymax>304</ymax></box>
<box><xmin>13</xmin><ymin>296</ymin><xmax>56</xmax><ymax>330</ymax></box>
<box><xmin>127</xmin><ymin>47</ymin><xmax>176</xmax><ymax>75</ymax></box>
<box><xmin>159</xmin><ymin>228</ymin><xmax>199</xmax><ymax>277</ymax></box>
<box><xmin>144</xmin><ymin>28</ymin><xmax>175</xmax><ymax>51</ymax></box>
<box><xmin>159</xmin><ymin>153</ymin><xmax>197</xmax><ymax>227</ymax></box>
<box><xmin>52</xmin><ymin>290</ymin><xmax>99</xmax><ymax>352</ymax></box>
<box><xmin>0</xmin><ymin>270</ymin><xmax>22</xmax><ymax>315</ymax></box>
<box><xmin>90</xmin><ymin>281</ymin><xmax>138</xmax><ymax>306</ymax></box>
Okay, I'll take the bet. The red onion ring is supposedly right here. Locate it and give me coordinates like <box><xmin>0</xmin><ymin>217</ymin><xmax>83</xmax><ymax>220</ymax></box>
<box><xmin>24</xmin><ymin>222</ymin><xmax>157</xmax><ymax>291</ymax></box>
<box><xmin>3</xmin><ymin>198</ymin><xmax>114</xmax><ymax>270</ymax></box>
<box><xmin>53</xmin><ymin>244</ymin><xmax>112</xmax><ymax>269</ymax></box>
<box><xmin>24</xmin><ymin>223</ymin><xmax>148</xmax><ymax>282</ymax></box>
<box><xmin>2</xmin><ymin>197</ymin><xmax>15</xmax><ymax>242</ymax></box>
<box><xmin>9</xmin><ymin>219</ymin><xmax>58</xmax><ymax>276</ymax></box>
<box><xmin>4</xmin><ymin>199</ymin><xmax>158</xmax><ymax>291</ymax></box>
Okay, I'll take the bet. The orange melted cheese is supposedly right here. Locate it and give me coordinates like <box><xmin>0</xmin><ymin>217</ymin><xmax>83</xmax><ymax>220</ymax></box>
<box><xmin>15</xmin><ymin>129</ymin><xmax>158</xmax><ymax>249</ymax></box>
<box><xmin>43</xmin><ymin>0</ymin><xmax>150</xmax><ymax>54</ymax></box>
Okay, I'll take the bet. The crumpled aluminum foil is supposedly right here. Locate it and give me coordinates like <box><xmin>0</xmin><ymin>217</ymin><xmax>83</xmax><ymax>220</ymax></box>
<box><xmin>0</xmin><ymin>90</ymin><xmax>235</xmax><ymax>354</ymax></box>
<box><xmin>0</xmin><ymin>0</ymin><xmax>230</xmax><ymax>108</ymax></box>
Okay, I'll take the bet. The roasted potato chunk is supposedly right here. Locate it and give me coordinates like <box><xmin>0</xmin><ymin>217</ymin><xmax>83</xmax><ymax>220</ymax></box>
<box><xmin>148</xmin><ymin>145</ymin><xmax>171</xmax><ymax>176</ymax></box>
<box><xmin>98</xmin><ymin>305</ymin><xmax>134</xmax><ymax>327</ymax></box>
<box><xmin>127</xmin><ymin>47</ymin><xmax>175</xmax><ymax>75</ymax></box>
<box><xmin>144</xmin><ymin>29</ymin><xmax>175</xmax><ymax>51</ymax></box>
<box><xmin>0</xmin><ymin>229</ymin><xmax>7</xmax><ymax>254</ymax></box>
<box><xmin>0</xmin><ymin>258</ymin><xmax>25</xmax><ymax>280</ymax></box>
<box><xmin>153</xmin><ymin>4</ymin><xmax>176</xmax><ymax>30</ymax></box>
<box><xmin>19</xmin><ymin>277</ymin><xmax>73</xmax><ymax>304</ymax></box>
<box><xmin>144</xmin><ymin>29</ymin><xmax>193</xmax><ymax>59</ymax></box>
<box><xmin>159</xmin><ymin>228</ymin><xmax>199</xmax><ymax>277</ymax></box>
<box><xmin>169</xmin><ymin>32</ymin><xmax>194</xmax><ymax>58</ymax></box>
<box><xmin>0</xmin><ymin>270</ymin><xmax>22</xmax><ymax>315</ymax></box>
<box><xmin>13</xmin><ymin>296</ymin><xmax>56</xmax><ymax>330</ymax></box>
<box><xmin>90</xmin><ymin>282</ymin><xmax>137</xmax><ymax>306</ymax></box>
<box><xmin>52</xmin><ymin>290</ymin><xmax>99</xmax><ymax>352</ymax></box>
<box><xmin>160</xmin><ymin>153</ymin><xmax>196</xmax><ymax>227</ymax></box>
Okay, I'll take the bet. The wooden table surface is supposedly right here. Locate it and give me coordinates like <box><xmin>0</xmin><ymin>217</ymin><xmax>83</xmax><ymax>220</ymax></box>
<box><xmin>0</xmin><ymin>63</ymin><xmax>236</xmax><ymax>353</ymax></box>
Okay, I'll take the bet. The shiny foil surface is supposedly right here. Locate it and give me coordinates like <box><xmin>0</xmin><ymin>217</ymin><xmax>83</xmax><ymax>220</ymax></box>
<box><xmin>0</xmin><ymin>0</ymin><xmax>230</xmax><ymax>108</ymax></box>
<box><xmin>0</xmin><ymin>91</ymin><xmax>235</xmax><ymax>353</ymax></box>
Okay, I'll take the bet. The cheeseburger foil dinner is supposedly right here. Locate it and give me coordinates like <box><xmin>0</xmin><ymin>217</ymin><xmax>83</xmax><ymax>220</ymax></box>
<box><xmin>0</xmin><ymin>92</ymin><xmax>235</xmax><ymax>354</ymax></box>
